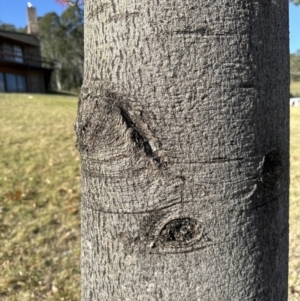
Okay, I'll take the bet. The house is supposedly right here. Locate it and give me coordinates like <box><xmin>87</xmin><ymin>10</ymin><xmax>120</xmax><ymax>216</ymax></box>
<box><xmin>0</xmin><ymin>5</ymin><xmax>54</xmax><ymax>93</ymax></box>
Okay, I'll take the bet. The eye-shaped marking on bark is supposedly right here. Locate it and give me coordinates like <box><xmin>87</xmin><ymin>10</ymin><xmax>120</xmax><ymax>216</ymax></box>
<box><xmin>262</xmin><ymin>150</ymin><xmax>282</xmax><ymax>185</ymax></box>
<box><xmin>147</xmin><ymin>217</ymin><xmax>211</xmax><ymax>254</ymax></box>
<box><xmin>156</xmin><ymin>217</ymin><xmax>204</xmax><ymax>249</ymax></box>
<box><xmin>160</xmin><ymin>218</ymin><xmax>197</xmax><ymax>243</ymax></box>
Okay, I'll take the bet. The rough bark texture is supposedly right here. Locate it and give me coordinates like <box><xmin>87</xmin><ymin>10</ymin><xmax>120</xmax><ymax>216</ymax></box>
<box><xmin>75</xmin><ymin>1</ymin><xmax>289</xmax><ymax>300</ymax></box>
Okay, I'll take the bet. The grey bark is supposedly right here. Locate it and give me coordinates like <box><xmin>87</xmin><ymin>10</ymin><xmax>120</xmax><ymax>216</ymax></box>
<box><xmin>75</xmin><ymin>1</ymin><xmax>289</xmax><ymax>300</ymax></box>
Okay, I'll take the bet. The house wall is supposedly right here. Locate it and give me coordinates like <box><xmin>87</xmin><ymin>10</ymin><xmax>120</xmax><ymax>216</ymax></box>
<box><xmin>0</xmin><ymin>6</ymin><xmax>52</xmax><ymax>93</ymax></box>
<box><xmin>0</xmin><ymin>66</ymin><xmax>45</xmax><ymax>93</ymax></box>
<box><xmin>0</xmin><ymin>66</ymin><xmax>26</xmax><ymax>76</ymax></box>
<box><xmin>23</xmin><ymin>45</ymin><xmax>42</xmax><ymax>67</ymax></box>
<box><xmin>0</xmin><ymin>39</ymin><xmax>42</xmax><ymax>68</ymax></box>
<box><xmin>0</xmin><ymin>32</ymin><xmax>52</xmax><ymax>93</ymax></box>
<box><xmin>26</xmin><ymin>70</ymin><xmax>45</xmax><ymax>93</ymax></box>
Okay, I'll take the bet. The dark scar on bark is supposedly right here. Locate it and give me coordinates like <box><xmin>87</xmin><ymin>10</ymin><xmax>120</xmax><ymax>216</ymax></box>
<box><xmin>149</xmin><ymin>218</ymin><xmax>204</xmax><ymax>251</ymax></box>
<box><xmin>76</xmin><ymin>87</ymin><xmax>167</xmax><ymax>169</ymax></box>
<box><xmin>262</xmin><ymin>150</ymin><xmax>282</xmax><ymax>185</ymax></box>
<box><xmin>159</xmin><ymin>218</ymin><xmax>200</xmax><ymax>243</ymax></box>
<box><xmin>119</xmin><ymin>107</ymin><xmax>166</xmax><ymax>169</ymax></box>
<box><xmin>135</xmin><ymin>214</ymin><xmax>209</xmax><ymax>254</ymax></box>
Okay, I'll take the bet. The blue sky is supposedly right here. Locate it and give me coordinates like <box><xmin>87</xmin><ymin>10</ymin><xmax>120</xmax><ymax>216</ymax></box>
<box><xmin>289</xmin><ymin>2</ymin><xmax>300</xmax><ymax>53</ymax></box>
<box><xmin>0</xmin><ymin>0</ymin><xmax>66</xmax><ymax>26</ymax></box>
<box><xmin>0</xmin><ymin>1</ymin><xmax>299</xmax><ymax>53</ymax></box>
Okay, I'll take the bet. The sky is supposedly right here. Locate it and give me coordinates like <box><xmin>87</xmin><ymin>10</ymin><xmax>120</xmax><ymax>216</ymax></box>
<box><xmin>0</xmin><ymin>1</ymin><xmax>299</xmax><ymax>53</ymax></box>
<box><xmin>0</xmin><ymin>0</ymin><xmax>66</xmax><ymax>26</ymax></box>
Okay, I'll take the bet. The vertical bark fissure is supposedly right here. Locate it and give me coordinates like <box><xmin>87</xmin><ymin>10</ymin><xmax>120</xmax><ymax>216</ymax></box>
<box><xmin>118</xmin><ymin>107</ymin><xmax>166</xmax><ymax>169</ymax></box>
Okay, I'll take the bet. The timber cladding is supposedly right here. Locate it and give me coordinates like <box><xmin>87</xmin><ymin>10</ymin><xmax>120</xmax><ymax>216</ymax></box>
<box><xmin>26</xmin><ymin>70</ymin><xmax>45</xmax><ymax>93</ymax></box>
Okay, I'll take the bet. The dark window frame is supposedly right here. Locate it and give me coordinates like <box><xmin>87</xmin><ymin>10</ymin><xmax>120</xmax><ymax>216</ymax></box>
<box><xmin>0</xmin><ymin>72</ymin><xmax>27</xmax><ymax>92</ymax></box>
<box><xmin>0</xmin><ymin>42</ymin><xmax>24</xmax><ymax>63</ymax></box>
<box><xmin>0</xmin><ymin>72</ymin><xmax>5</xmax><ymax>92</ymax></box>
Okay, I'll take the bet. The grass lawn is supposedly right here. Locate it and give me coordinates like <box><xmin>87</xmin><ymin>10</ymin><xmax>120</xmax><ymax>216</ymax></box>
<box><xmin>289</xmin><ymin>107</ymin><xmax>300</xmax><ymax>300</ymax></box>
<box><xmin>0</xmin><ymin>94</ymin><xmax>80</xmax><ymax>300</ymax></box>
<box><xmin>0</xmin><ymin>93</ymin><xmax>299</xmax><ymax>300</ymax></box>
<box><xmin>291</xmin><ymin>81</ymin><xmax>300</xmax><ymax>97</ymax></box>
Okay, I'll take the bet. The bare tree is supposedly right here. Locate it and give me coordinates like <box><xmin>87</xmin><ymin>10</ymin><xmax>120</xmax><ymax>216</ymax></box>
<box><xmin>75</xmin><ymin>1</ymin><xmax>289</xmax><ymax>300</ymax></box>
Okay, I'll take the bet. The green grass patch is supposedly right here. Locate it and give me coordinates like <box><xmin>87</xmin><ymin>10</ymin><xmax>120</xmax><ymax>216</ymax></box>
<box><xmin>291</xmin><ymin>81</ymin><xmax>300</xmax><ymax>97</ymax></box>
<box><xmin>0</xmin><ymin>94</ymin><xmax>299</xmax><ymax>300</ymax></box>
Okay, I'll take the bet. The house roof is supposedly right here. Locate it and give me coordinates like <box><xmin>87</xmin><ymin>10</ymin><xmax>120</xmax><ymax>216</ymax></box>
<box><xmin>0</xmin><ymin>30</ymin><xmax>40</xmax><ymax>46</ymax></box>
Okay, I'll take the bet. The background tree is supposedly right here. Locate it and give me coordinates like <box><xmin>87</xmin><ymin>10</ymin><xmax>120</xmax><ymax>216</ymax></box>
<box><xmin>291</xmin><ymin>51</ymin><xmax>300</xmax><ymax>82</ymax></box>
<box><xmin>38</xmin><ymin>12</ymin><xmax>64</xmax><ymax>90</ymax></box>
<box><xmin>0</xmin><ymin>22</ymin><xmax>26</xmax><ymax>32</ymax></box>
<box><xmin>39</xmin><ymin>6</ymin><xmax>83</xmax><ymax>92</ymax></box>
<box><xmin>0</xmin><ymin>22</ymin><xmax>18</xmax><ymax>31</ymax></box>
<box><xmin>59</xmin><ymin>6</ymin><xmax>84</xmax><ymax>90</ymax></box>
<box><xmin>290</xmin><ymin>0</ymin><xmax>300</xmax><ymax>87</ymax></box>
<box><xmin>55</xmin><ymin>0</ymin><xmax>84</xmax><ymax>8</ymax></box>
<box><xmin>75</xmin><ymin>0</ymin><xmax>289</xmax><ymax>300</ymax></box>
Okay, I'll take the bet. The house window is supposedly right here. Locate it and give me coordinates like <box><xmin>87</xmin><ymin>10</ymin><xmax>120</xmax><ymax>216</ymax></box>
<box><xmin>0</xmin><ymin>73</ymin><xmax>5</xmax><ymax>92</ymax></box>
<box><xmin>5</xmin><ymin>73</ymin><xmax>18</xmax><ymax>92</ymax></box>
<box><xmin>14</xmin><ymin>46</ymin><xmax>24</xmax><ymax>63</ymax></box>
<box><xmin>1</xmin><ymin>43</ymin><xmax>24</xmax><ymax>63</ymax></box>
<box><xmin>2</xmin><ymin>73</ymin><xmax>27</xmax><ymax>92</ymax></box>
<box><xmin>2</xmin><ymin>43</ymin><xmax>13</xmax><ymax>61</ymax></box>
<box><xmin>16</xmin><ymin>75</ymin><xmax>26</xmax><ymax>92</ymax></box>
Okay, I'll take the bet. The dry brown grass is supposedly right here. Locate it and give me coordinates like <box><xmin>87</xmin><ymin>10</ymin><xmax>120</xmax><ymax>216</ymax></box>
<box><xmin>289</xmin><ymin>107</ymin><xmax>300</xmax><ymax>300</ymax></box>
<box><xmin>0</xmin><ymin>94</ymin><xmax>80</xmax><ymax>300</ymax></box>
<box><xmin>291</xmin><ymin>81</ymin><xmax>300</xmax><ymax>97</ymax></box>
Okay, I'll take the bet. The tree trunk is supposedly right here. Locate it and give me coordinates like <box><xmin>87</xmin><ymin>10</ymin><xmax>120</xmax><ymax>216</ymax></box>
<box><xmin>55</xmin><ymin>69</ymin><xmax>61</xmax><ymax>91</ymax></box>
<box><xmin>75</xmin><ymin>1</ymin><xmax>289</xmax><ymax>300</ymax></box>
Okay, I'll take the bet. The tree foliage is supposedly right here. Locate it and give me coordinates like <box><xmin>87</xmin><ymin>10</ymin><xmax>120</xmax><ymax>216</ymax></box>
<box><xmin>291</xmin><ymin>51</ymin><xmax>300</xmax><ymax>82</ymax></box>
<box><xmin>290</xmin><ymin>0</ymin><xmax>300</xmax><ymax>4</ymax></box>
<box><xmin>55</xmin><ymin>0</ymin><xmax>84</xmax><ymax>8</ymax></box>
<box><xmin>39</xmin><ymin>6</ymin><xmax>84</xmax><ymax>91</ymax></box>
<box><xmin>0</xmin><ymin>22</ymin><xmax>26</xmax><ymax>32</ymax></box>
